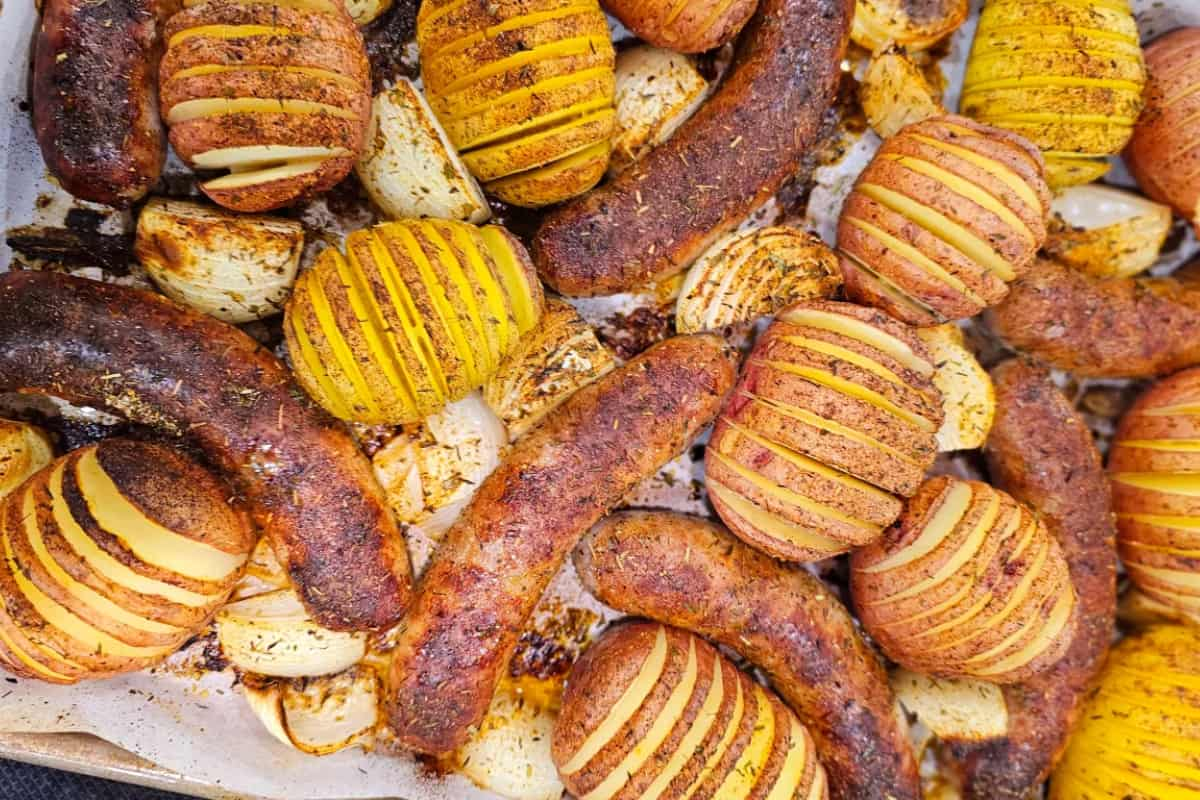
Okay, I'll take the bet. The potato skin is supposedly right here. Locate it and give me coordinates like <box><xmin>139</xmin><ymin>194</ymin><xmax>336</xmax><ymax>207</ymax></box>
<box><xmin>1108</xmin><ymin>368</ymin><xmax>1200</xmax><ymax>618</ymax></box>
<box><xmin>534</xmin><ymin>0</ymin><xmax>853</xmax><ymax>296</ymax></box>
<box><xmin>1126</xmin><ymin>27</ymin><xmax>1200</xmax><ymax>227</ymax></box>
<box><xmin>986</xmin><ymin>257</ymin><xmax>1200</xmax><ymax>379</ymax></box>
<box><xmin>601</xmin><ymin>0</ymin><xmax>757</xmax><ymax>53</ymax></box>
<box><xmin>574</xmin><ymin>510</ymin><xmax>921</xmax><ymax>800</ymax></box>
<box><xmin>0</xmin><ymin>439</ymin><xmax>253</xmax><ymax>683</ymax></box>
<box><xmin>0</xmin><ymin>271</ymin><xmax>412</xmax><ymax>633</ymax></box>
<box><xmin>554</xmin><ymin>621</ymin><xmax>828</xmax><ymax>800</ymax></box>
<box><xmin>851</xmin><ymin>476</ymin><xmax>1077</xmax><ymax>684</ymax></box>
<box><xmin>33</xmin><ymin>0</ymin><xmax>167</xmax><ymax>207</ymax></box>
<box><xmin>946</xmin><ymin>360</ymin><xmax>1117</xmax><ymax>800</ymax></box>
<box><xmin>159</xmin><ymin>0</ymin><xmax>371</xmax><ymax>211</ymax></box>
<box><xmin>386</xmin><ymin>336</ymin><xmax>737</xmax><ymax>756</ymax></box>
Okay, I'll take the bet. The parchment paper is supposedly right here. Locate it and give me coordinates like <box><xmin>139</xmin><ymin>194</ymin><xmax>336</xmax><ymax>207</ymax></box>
<box><xmin>1</xmin><ymin>0</ymin><xmax>1198</xmax><ymax>798</ymax></box>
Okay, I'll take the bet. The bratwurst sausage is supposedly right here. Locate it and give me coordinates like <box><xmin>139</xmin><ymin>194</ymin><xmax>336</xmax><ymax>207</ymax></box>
<box><xmin>948</xmin><ymin>360</ymin><xmax>1117</xmax><ymax>799</ymax></box>
<box><xmin>574</xmin><ymin>510</ymin><xmax>922</xmax><ymax>800</ymax></box>
<box><xmin>0</xmin><ymin>271</ymin><xmax>411</xmax><ymax>632</ymax></box>
<box><xmin>532</xmin><ymin>0</ymin><xmax>853</xmax><ymax>296</ymax></box>
<box><xmin>986</xmin><ymin>257</ymin><xmax>1200</xmax><ymax>378</ymax></box>
<box><xmin>33</xmin><ymin>0</ymin><xmax>167</xmax><ymax>207</ymax></box>
<box><xmin>387</xmin><ymin>335</ymin><xmax>737</xmax><ymax>755</ymax></box>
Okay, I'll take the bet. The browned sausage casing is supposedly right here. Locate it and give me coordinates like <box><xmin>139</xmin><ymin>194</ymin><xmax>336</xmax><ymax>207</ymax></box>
<box><xmin>986</xmin><ymin>257</ymin><xmax>1200</xmax><ymax>378</ymax></box>
<box><xmin>948</xmin><ymin>360</ymin><xmax>1117</xmax><ymax>799</ymax></box>
<box><xmin>386</xmin><ymin>335</ymin><xmax>737</xmax><ymax>755</ymax></box>
<box><xmin>0</xmin><ymin>271</ymin><xmax>411</xmax><ymax>632</ymax></box>
<box><xmin>532</xmin><ymin>0</ymin><xmax>853</xmax><ymax>296</ymax></box>
<box><xmin>574</xmin><ymin>510</ymin><xmax>921</xmax><ymax>800</ymax></box>
<box><xmin>33</xmin><ymin>0</ymin><xmax>167</xmax><ymax>207</ymax></box>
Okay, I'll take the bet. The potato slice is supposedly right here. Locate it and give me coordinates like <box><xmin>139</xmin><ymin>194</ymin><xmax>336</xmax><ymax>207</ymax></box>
<box><xmin>860</xmin><ymin>50</ymin><xmax>943</xmax><ymax>140</ymax></box>
<box><xmin>675</xmin><ymin>226</ymin><xmax>842</xmax><ymax>334</ymax></box>
<box><xmin>891</xmin><ymin>668</ymin><xmax>1008</xmax><ymax>741</ymax></box>
<box><xmin>1044</xmin><ymin>186</ymin><xmax>1173</xmax><ymax>281</ymax></box>
<box><xmin>216</xmin><ymin>588</ymin><xmax>367</xmax><ymax>677</ymax></box>
<box><xmin>915</xmin><ymin>324</ymin><xmax>994</xmax><ymax>452</ymax></box>
<box><xmin>610</xmin><ymin>45</ymin><xmax>708</xmax><ymax>174</ymax></box>
<box><xmin>356</xmin><ymin>80</ymin><xmax>490</xmax><ymax>224</ymax></box>
<box><xmin>483</xmin><ymin>298</ymin><xmax>615</xmax><ymax>439</ymax></box>
<box><xmin>135</xmin><ymin>198</ymin><xmax>304</xmax><ymax>323</ymax></box>
<box><xmin>371</xmin><ymin>393</ymin><xmax>506</xmax><ymax>538</ymax></box>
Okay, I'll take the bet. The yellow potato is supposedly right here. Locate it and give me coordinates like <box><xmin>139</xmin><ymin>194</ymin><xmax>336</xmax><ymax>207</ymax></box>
<box><xmin>1049</xmin><ymin>625</ymin><xmax>1200</xmax><ymax>799</ymax></box>
<box><xmin>284</xmin><ymin>219</ymin><xmax>544</xmax><ymax>424</ymax></box>
<box><xmin>961</xmin><ymin>0</ymin><xmax>1147</xmax><ymax>189</ymax></box>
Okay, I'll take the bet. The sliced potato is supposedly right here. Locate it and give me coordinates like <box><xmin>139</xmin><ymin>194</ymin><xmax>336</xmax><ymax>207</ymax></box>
<box><xmin>676</xmin><ymin>226</ymin><xmax>842</xmax><ymax>333</ymax></box>
<box><xmin>356</xmin><ymin>80</ymin><xmax>490</xmax><ymax>224</ymax></box>
<box><xmin>244</xmin><ymin>666</ymin><xmax>380</xmax><ymax>756</ymax></box>
<box><xmin>455</xmin><ymin>677</ymin><xmax>563</xmax><ymax>800</ymax></box>
<box><xmin>0</xmin><ymin>420</ymin><xmax>52</xmax><ymax>499</ymax></box>
<box><xmin>891</xmin><ymin>668</ymin><xmax>1008</xmax><ymax>741</ymax></box>
<box><xmin>135</xmin><ymin>198</ymin><xmax>304</xmax><ymax>323</ymax></box>
<box><xmin>1045</xmin><ymin>185</ymin><xmax>1173</xmax><ymax>280</ymax></box>
<box><xmin>916</xmin><ymin>324</ymin><xmax>994</xmax><ymax>452</ymax></box>
<box><xmin>860</xmin><ymin>50</ymin><xmax>943</xmax><ymax>140</ymax></box>
<box><xmin>610</xmin><ymin>45</ymin><xmax>708</xmax><ymax>174</ymax></box>
<box><xmin>216</xmin><ymin>588</ymin><xmax>367</xmax><ymax>678</ymax></box>
<box><xmin>483</xmin><ymin>298</ymin><xmax>616</xmax><ymax>439</ymax></box>
<box><xmin>601</xmin><ymin>0</ymin><xmax>757</xmax><ymax>53</ymax></box>
<box><xmin>371</xmin><ymin>393</ymin><xmax>506</xmax><ymax>538</ymax></box>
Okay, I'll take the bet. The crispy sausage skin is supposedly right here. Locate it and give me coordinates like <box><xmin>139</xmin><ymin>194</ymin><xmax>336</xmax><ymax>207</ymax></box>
<box><xmin>948</xmin><ymin>360</ymin><xmax>1117</xmax><ymax>799</ymax></box>
<box><xmin>987</xmin><ymin>257</ymin><xmax>1200</xmax><ymax>378</ymax></box>
<box><xmin>0</xmin><ymin>271</ymin><xmax>411</xmax><ymax>632</ymax></box>
<box><xmin>386</xmin><ymin>335</ymin><xmax>737</xmax><ymax>755</ymax></box>
<box><xmin>33</xmin><ymin>0</ymin><xmax>168</xmax><ymax>207</ymax></box>
<box><xmin>574</xmin><ymin>510</ymin><xmax>921</xmax><ymax>800</ymax></box>
<box><xmin>532</xmin><ymin>0</ymin><xmax>853</xmax><ymax>296</ymax></box>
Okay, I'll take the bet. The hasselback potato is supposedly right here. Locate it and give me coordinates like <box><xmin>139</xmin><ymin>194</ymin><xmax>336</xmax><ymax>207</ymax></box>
<box><xmin>417</xmin><ymin>0</ymin><xmax>617</xmax><ymax>207</ymax></box>
<box><xmin>553</xmin><ymin>622</ymin><xmax>828</xmax><ymax>800</ymax></box>
<box><xmin>961</xmin><ymin>0</ymin><xmax>1146</xmax><ymax>188</ymax></box>
<box><xmin>705</xmin><ymin>300</ymin><xmax>942</xmax><ymax>562</ymax></box>
<box><xmin>284</xmin><ymin>219</ymin><xmax>544</xmax><ymax>424</ymax></box>
<box><xmin>0</xmin><ymin>440</ymin><xmax>253</xmax><ymax>684</ymax></box>
<box><xmin>160</xmin><ymin>0</ymin><xmax>372</xmax><ymax>211</ymax></box>
<box><xmin>851</xmin><ymin>476</ymin><xmax>1077</xmax><ymax>684</ymax></box>
<box><xmin>1049</xmin><ymin>624</ymin><xmax>1200</xmax><ymax>798</ymax></box>
<box><xmin>600</xmin><ymin>0</ymin><xmax>757</xmax><ymax>53</ymax></box>
<box><xmin>1126</xmin><ymin>27</ymin><xmax>1200</xmax><ymax>231</ymax></box>
<box><xmin>1109</xmin><ymin>367</ymin><xmax>1200</xmax><ymax>622</ymax></box>
<box><xmin>838</xmin><ymin>115</ymin><xmax>1050</xmax><ymax>326</ymax></box>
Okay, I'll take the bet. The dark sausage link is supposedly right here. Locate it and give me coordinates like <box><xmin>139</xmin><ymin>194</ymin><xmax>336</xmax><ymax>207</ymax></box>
<box><xmin>0</xmin><ymin>271</ymin><xmax>411</xmax><ymax>632</ymax></box>
<box><xmin>574</xmin><ymin>510</ymin><xmax>922</xmax><ymax>800</ymax></box>
<box><xmin>948</xmin><ymin>359</ymin><xmax>1117</xmax><ymax>799</ymax></box>
<box><xmin>532</xmin><ymin>0</ymin><xmax>853</xmax><ymax>296</ymax></box>
<box><xmin>33</xmin><ymin>0</ymin><xmax>167</xmax><ymax>207</ymax></box>
<box><xmin>386</xmin><ymin>335</ymin><xmax>737</xmax><ymax>755</ymax></box>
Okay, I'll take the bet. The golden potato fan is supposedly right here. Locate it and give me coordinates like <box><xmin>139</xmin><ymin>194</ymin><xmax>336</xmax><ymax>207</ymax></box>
<box><xmin>417</xmin><ymin>0</ymin><xmax>617</xmax><ymax>207</ymax></box>
<box><xmin>0</xmin><ymin>440</ymin><xmax>253</xmax><ymax>684</ymax></box>
<box><xmin>1109</xmin><ymin>367</ymin><xmax>1200</xmax><ymax>622</ymax></box>
<box><xmin>159</xmin><ymin>0</ymin><xmax>372</xmax><ymax>212</ymax></box>
<box><xmin>1050</xmin><ymin>625</ymin><xmax>1200</xmax><ymax>799</ymax></box>
<box><xmin>961</xmin><ymin>0</ymin><xmax>1146</xmax><ymax>188</ymax></box>
<box><xmin>285</xmin><ymin>219</ymin><xmax>545</xmax><ymax>424</ymax></box>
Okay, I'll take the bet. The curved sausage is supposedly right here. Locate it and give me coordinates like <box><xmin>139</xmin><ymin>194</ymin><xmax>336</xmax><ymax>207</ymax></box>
<box><xmin>0</xmin><ymin>271</ymin><xmax>411</xmax><ymax>632</ymax></box>
<box><xmin>33</xmin><ymin>0</ymin><xmax>167</xmax><ymax>207</ymax></box>
<box><xmin>574</xmin><ymin>510</ymin><xmax>921</xmax><ymax>800</ymax></box>
<box><xmin>386</xmin><ymin>335</ymin><xmax>737</xmax><ymax>755</ymax></box>
<box><xmin>986</xmin><ymin>257</ymin><xmax>1200</xmax><ymax>379</ymax></box>
<box><xmin>948</xmin><ymin>359</ymin><xmax>1117</xmax><ymax>799</ymax></box>
<box><xmin>532</xmin><ymin>0</ymin><xmax>853</xmax><ymax>296</ymax></box>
